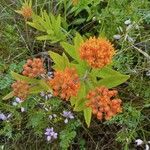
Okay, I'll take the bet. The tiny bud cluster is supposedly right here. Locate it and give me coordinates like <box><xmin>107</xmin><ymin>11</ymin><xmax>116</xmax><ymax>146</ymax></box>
<box><xmin>22</xmin><ymin>58</ymin><xmax>45</xmax><ymax>78</ymax></box>
<box><xmin>21</xmin><ymin>6</ymin><xmax>32</xmax><ymax>19</ymax></box>
<box><xmin>79</xmin><ymin>37</ymin><xmax>115</xmax><ymax>68</ymax></box>
<box><xmin>49</xmin><ymin>68</ymin><xmax>80</xmax><ymax>100</ymax></box>
<box><xmin>86</xmin><ymin>86</ymin><xmax>122</xmax><ymax>120</ymax></box>
<box><xmin>12</xmin><ymin>81</ymin><xmax>30</xmax><ymax>100</ymax></box>
<box><xmin>72</xmin><ymin>0</ymin><xmax>79</xmax><ymax>5</ymax></box>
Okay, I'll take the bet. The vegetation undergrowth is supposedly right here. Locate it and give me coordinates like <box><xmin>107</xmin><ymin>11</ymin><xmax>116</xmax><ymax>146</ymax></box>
<box><xmin>0</xmin><ymin>0</ymin><xmax>150</xmax><ymax>150</ymax></box>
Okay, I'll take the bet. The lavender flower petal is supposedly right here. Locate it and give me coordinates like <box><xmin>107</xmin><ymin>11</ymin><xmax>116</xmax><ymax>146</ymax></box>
<box><xmin>47</xmin><ymin>136</ymin><xmax>51</xmax><ymax>141</ymax></box>
<box><xmin>0</xmin><ymin>113</ymin><xmax>7</xmax><ymax>121</ymax></box>
<box><xmin>64</xmin><ymin>118</ymin><xmax>68</xmax><ymax>124</ymax></box>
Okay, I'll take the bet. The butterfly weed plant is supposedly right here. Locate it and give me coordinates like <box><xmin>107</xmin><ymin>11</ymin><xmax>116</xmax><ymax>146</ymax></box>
<box><xmin>2</xmin><ymin>1</ymin><xmax>150</xmax><ymax>149</ymax></box>
<box><xmin>4</xmin><ymin>30</ymin><xmax>130</xmax><ymax>127</ymax></box>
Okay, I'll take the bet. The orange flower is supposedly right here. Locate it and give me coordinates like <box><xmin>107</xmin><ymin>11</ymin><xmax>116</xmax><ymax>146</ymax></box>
<box><xmin>12</xmin><ymin>81</ymin><xmax>30</xmax><ymax>100</ymax></box>
<box><xmin>72</xmin><ymin>0</ymin><xmax>79</xmax><ymax>5</ymax></box>
<box><xmin>22</xmin><ymin>58</ymin><xmax>45</xmax><ymax>78</ymax></box>
<box><xmin>21</xmin><ymin>6</ymin><xmax>32</xmax><ymax>19</ymax></box>
<box><xmin>86</xmin><ymin>86</ymin><xmax>122</xmax><ymax>121</ymax></box>
<box><xmin>16</xmin><ymin>0</ymin><xmax>32</xmax><ymax>20</ymax></box>
<box><xmin>49</xmin><ymin>68</ymin><xmax>80</xmax><ymax>100</ymax></box>
<box><xmin>79</xmin><ymin>37</ymin><xmax>115</xmax><ymax>68</ymax></box>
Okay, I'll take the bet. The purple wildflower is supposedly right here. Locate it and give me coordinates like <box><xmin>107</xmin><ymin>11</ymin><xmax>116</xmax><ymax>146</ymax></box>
<box><xmin>45</xmin><ymin>127</ymin><xmax>58</xmax><ymax>142</ymax></box>
<box><xmin>12</xmin><ymin>97</ymin><xmax>22</xmax><ymax>106</ymax></box>
<box><xmin>15</xmin><ymin>97</ymin><xmax>22</xmax><ymax>103</ymax></box>
<box><xmin>0</xmin><ymin>113</ymin><xmax>7</xmax><ymax>121</ymax></box>
<box><xmin>62</xmin><ymin>111</ymin><xmax>74</xmax><ymax>124</ymax></box>
<box><xmin>0</xmin><ymin>113</ymin><xmax>11</xmax><ymax>121</ymax></box>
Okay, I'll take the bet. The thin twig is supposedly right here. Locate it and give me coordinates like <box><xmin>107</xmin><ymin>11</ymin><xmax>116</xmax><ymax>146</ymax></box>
<box><xmin>132</xmin><ymin>45</ymin><xmax>150</xmax><ymax>60</ymax></box>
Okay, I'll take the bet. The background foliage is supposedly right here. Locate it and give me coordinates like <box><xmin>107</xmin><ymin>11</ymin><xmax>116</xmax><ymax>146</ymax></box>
<box><xmin>0</xmin><ymin>0</ymin><xmax>150</xmax><ymax>149</ymax></box>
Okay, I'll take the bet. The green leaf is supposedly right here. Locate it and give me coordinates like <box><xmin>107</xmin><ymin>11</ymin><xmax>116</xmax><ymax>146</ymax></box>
<box><xmin>39</xmin><ymin>79</ymin><xmax>52</xmax><ymax>92</ymax></box>
<box><xmin>48</xmin><ymin>51</ymin><xmax>69</xmax><ymax>70</ymax></box>
<box><xmin>11</xmin><ymin>71</ymin><xmax>39</xmax><ymax>84</ymax></box>
<box><xmin>72</xmin><ymin>61</ymin><xmax>88</xmax><ymax>76</ymax></box>
<box><xmin>84</xmin><ymin>107</ymin><xmax>92</xmax><ymax>127</ymax></box>
<box><xmin>36</xmin><ymin>35</ymin><xmax>52</xmax><ymax>41</ymax></box>
<box><xmin>91</xmin><ymin>66</ymin><xmax>130</xmax><ymax>88</ymax></box>
<box><xmin>29</xmin><ymin>86</ymin><xmax>43</xmax><ymax>94</ymax></box>
<box><xmin>74</xmin><ymin>83</ymin><xmax>87</xmax><ymax>111</ymax></box>
<box><xmin>61</xmin><ymin>42</ymin><xmax>77</xmax><ymax>60</ymax></box>
<box><xmin>74</xmin><ymin>33</ymin><xmax>83</xmax><ymax>51</ymax></box>
<box><xmin>71</xmin><ymin>18</ymin><xmax>86</xmax><ymax>25</ymax></box>
<box><xmin>70</xmin><ymin>97</ymin><xmax>76</xmax><ymax>106</ymax></box>
<box><xmin>97</xmin><ymin>74</ymin><xmax>130</xmax><ymax>88</ymax></box>
<box><xmin>3</xmin><ymin>92</ymin><xmax>14</xmax><ymax>100</ymax></box>
<box><xmin>91</xmin><ymin>66</ymin><xmax>124</xmax><ymax>78</ymax></box>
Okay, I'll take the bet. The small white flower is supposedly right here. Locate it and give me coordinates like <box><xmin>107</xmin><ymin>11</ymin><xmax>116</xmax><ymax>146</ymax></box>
<box><xmin>40</xmin><ymin>92</ymin><xmax>45</xmax><ymax>97</ymax></box>
<box><xmin>145</xmin><ymin>144</ymin><xmax>149</xmax><ymax>150</ymax></box>
<box><xmin>92</xmin><ymin>16</ymin><xmax>96</xmax><ymax>21</ymax></box>
<box><xmin>12</xmin><ymin>102</ymin><xmax>18</xmax><ymax>106</ymax></box>
<box><xmin>135</xmin><ymin>139</ymin><xmax>143</xmax><ymax>146</ymax></box>
<box><xmin>113</xmin><ymin>34</ymin><xmax>121</xmax><ymax>40</ymax></box>
<box><xmin>47</xmin><ymin>94</ymin><xmax>53</xmax><ymax>99</ymax></box>
<box><xmin>64</xmin><ymin>118</ymin><xmax>68</xmax><ymax>124</ymax></box>
<box><xmin>45</xmin><ymin>95</ymin><xmax>48</xmax><ymax>100</ymax></box>
<box><xmin>49</xmin><ymin>115</ymin><xmax>53</xmax><ymax>120</ymax></box>
<box><xmin>21</xmin><ymin>107</ymin><xmax>25</xmax><ymax>112</ymax></box>
<box><xmin>53</xmin><ymin>114</ymin><xmax>57</xmax><ymax>118</ymax></box>
<box><xmin>124</xmin><ymin>19</ymin><xmax>131</xmax><ymax>25</ymax></box>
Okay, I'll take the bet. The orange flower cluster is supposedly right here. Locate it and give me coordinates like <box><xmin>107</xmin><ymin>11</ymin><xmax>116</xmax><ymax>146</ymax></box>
<box><xmin>86</xmin><ymin>86</ymin><xmax>122</xmax><ymax>120</ymax></box>
<box><xmin>12</xmin><ymin>81</ymin><xmax>30</xmax><ymax>100</ymax></box>
<box><xmin>21</xmin><ymin>5</ymin><xmax>32</xmax><ymax>19</ymax></box>
<box><xmin>49</xmin><ymin>68</ymin><xmax>80</xmax><ymax>100</ymax></box>
<box><xmin>22</xmin><ymin>58</ymin><xmax>45</xmax><ymax>78</ymax></box>
<box><xmin>79</xmin><ymin>37</ymin><xmax>115</xmax><ymax>68</ymax></box>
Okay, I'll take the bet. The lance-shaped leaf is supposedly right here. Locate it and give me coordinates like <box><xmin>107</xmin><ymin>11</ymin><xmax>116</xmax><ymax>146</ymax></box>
<box><xmin>91</xmin><ymin>66</ymin><xmax>124</xmax><ymax>78</ymax></box>
<box><xmin>39</xmin><ymin>79</ymin><xmax>52</xmax><ymax>92</ymax></box>
<box><xmin>84</xmin><ymin>107</ymin><xmax>92</xmax><ymax>127</ymax></box>
<box><xmin>11</xmin><ymin>71</ymin><xmax>39</xmax><ymax>84</ymax></box>
<box><xmin>29</xmin><ymin>84</ymin><xmax>47</xmax><ymax>94</ymax></box>
<box><xmin>61</xmin><ymin>42</ymin><xmax>77</xmax><ymax>60</ymax></box>
<box><xmin>91</xmin><ymin>66</ymin><xmax>130</xmax><ymax>88</ymax></box>
<box><xmin>97</xmin><ymin>74</ymin><xmax>130</xmax><ymax>88</ymax></box>
<box><xmin>74</xmin><ymin>83</ymin><xmax>87</xmax><ymax>111</ymax></box>
<box><xmin>3</xmin><ymin>92</ymin><xmax>14</xmax><ymax>100</ymax></box>
<box><xmin>48</xmin><ymin>51</ymin><xmax>69</xmax><ymax>70</ymax></box>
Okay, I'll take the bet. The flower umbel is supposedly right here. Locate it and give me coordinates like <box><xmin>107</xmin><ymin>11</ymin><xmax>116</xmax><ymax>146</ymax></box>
<box><xmin>49</xmin><ymin>68</ymin><xmax>80</xmax><ymax>100</ymax></box>
<box><xmin>12</xmin><ymin>81</ymin><xmax>30</xmax><ymax>100</ymax></box>
<box><xmin>16</xmin><ymin>0</ymin><xmax>32</xmax><ymax>20</ymax></box>
<box><xmin>45</xmin><ymin>128</ymin><xmax>58</xmax><ymax>142</ymax></box>
<box><xmin>79</xmin><ymin>37</ymin><xmax>115</xmax><ymax>68</ymax></box>
<box><xmin>86</xmin><ymin>86</ymin><xmax>122</xmax><ymax>120</ymax></box>
<box><xmin>22</xmin><ymin>58</ymin><xmax>45</xmax><ymax>78</ymax></box>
